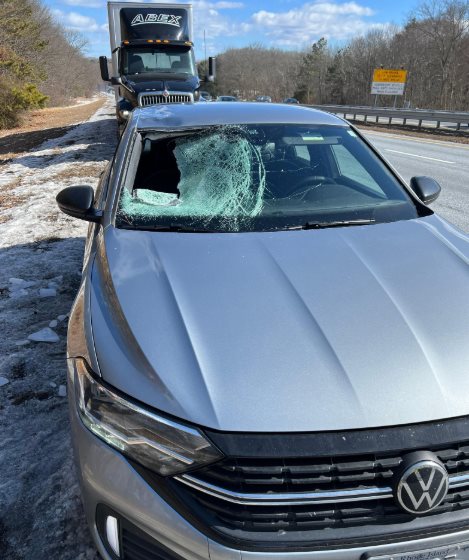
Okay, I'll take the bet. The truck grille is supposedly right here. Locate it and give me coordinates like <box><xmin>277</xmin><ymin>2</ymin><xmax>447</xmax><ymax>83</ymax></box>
<box><xmin>138</xmin><ymin>92</ymin><xmax>193</xmax><ymax>106</ymax></box>
<box><xmin>169</xmin><ymin>444</ymin><xmax>469</xmax><ymax>542</ymax></box>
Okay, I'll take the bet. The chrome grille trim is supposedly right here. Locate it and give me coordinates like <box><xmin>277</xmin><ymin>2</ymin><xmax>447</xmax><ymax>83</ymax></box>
<box><xmin>175</xmin><ymin>471</ymin><xmax>469</xmax><ymax>507</ymax></box>
<box><xmin>138</xmin><ymin>91</ymin><xmax>194</xmax><ymax>107</ymax></box>
<box><xmin>175</xmin><ymin>474</ymin><xmax>393</xmax><ymax>505</ymax></box>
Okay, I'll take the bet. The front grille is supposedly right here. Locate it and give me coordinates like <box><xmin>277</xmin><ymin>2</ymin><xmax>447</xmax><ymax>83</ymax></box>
<box><xmin>178</xmin><ymin>477</ymin><xmax>469</xmax><ymax>533</ymax></box>
<box><xmin>190</xmin><ymin>455</ymin><xmax>401</xmax><ymax>493</ymax></box>
<box><xmin>187</xmin><ymin>445</ymin><xmax>469</xmax><ymax>495</ymax></box>
<box><xmin>168</xmin><ymin>442</ymin><xmax>469</xmax><ymax>545</ymax></box>
<box><xmin>138</xmin><ymin>92</ymin><xmax>193</xmax><ymax>106</ymax></box>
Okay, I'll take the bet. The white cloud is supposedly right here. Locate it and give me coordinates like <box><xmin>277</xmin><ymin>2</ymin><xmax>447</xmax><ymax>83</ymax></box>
<box><xmin>190</xmin><ymin>0</ymin><xmax>381</xmax><ymax>53</ymax></box>
<box><xmin>52</xmin><ymin>9</ymin><xmax>100</xmax><ymax>32</ymax></box>
<box><xmin>250</xmin><ymin>1</ymin><xmax>377</xmax><ymax>46</ymax></box>
<box><xmin>213</xmin><ymin>2</ymin><xmax>244</xmax><ymax>8</ymax></box>
<box><xmin>62</xmin><ymin>0</ymin><xmax>104</xmax><ymax>7</ymax></box>
<box><xmin>191</xmin><ymin>1</ymin><xmax>243</xmax><ymax>53</ymax></box>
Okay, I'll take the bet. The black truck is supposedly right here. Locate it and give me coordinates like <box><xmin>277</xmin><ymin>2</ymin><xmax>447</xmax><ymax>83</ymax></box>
<box><xmin>99</xmin><ymin>2</ymin><xmax>215</xmax><ymax>132</ymax></box>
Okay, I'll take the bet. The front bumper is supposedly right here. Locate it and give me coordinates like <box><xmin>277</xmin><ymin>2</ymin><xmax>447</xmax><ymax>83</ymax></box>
<box><xmin>68</xmin><ymin>379</ymin><xmax>469</xmax><ymax>560</ymax></box>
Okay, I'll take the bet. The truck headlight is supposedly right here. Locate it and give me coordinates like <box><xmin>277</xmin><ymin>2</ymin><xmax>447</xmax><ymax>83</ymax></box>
<box><xmin>70</xmin><ymin>359</ymin><xmax>222</xmax><ymax>476</ymax></box>
<box><xmin>119</xmin><ymin>109</ymin><xmax>130</xmax><ymax>120</ymax></box>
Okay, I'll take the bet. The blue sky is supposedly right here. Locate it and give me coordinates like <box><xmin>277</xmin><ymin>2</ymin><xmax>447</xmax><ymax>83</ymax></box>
<box><xmin>43</xmin><ymin>0</ymin><xmax>415</xmax><ymax>59</ymax></box>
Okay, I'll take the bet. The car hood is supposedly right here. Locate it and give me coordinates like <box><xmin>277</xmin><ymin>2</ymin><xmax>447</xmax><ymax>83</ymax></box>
<box><xmin>90</xmin><ymin>216</ymin><xmax>469</xmax><ymax>432</ymax></box>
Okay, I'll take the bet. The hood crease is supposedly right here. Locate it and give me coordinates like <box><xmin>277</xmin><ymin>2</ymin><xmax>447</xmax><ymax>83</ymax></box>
<box><xmin>341</xmin><ymin>231</ymin><xmax>452</xmax><ymax>412</ymax></box>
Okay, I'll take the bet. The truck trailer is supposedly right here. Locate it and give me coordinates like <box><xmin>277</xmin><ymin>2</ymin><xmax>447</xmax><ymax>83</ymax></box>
<box><xmin>99</xmin><ymin>1</ymin><xmax>215</xmax><ymax>132</ymax></box>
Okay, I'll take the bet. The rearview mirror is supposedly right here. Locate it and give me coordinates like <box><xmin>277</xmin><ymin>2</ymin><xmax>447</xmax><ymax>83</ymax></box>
<box><xmin>99</xmin><ymin>56</ymin><xmax>110</xmax><ymax>82</ymax></box>
<box><xmin>409</xmin><ymin>176</ymin><xmax>441</xmax><ymax>205</ymax></box>
<box><xmin>56</xmin><ymin>186</ymin><xmax>102</xmax><ymax>223</ymax></box>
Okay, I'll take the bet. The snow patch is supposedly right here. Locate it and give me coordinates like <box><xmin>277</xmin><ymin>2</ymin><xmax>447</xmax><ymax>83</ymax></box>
<box><xmin>39</xmin><ymin>288</ymin><xmax>57</xmax><ymax>298</ymax></box>
<box><xmin>9</xmin><ymin>288</ymin><xmax>29</xmax><ymax>298</ymax></box>
<box><xmin>28</xmin><ymin>327</ymin><xmax>60</xmax><ymax>343</ymax></box>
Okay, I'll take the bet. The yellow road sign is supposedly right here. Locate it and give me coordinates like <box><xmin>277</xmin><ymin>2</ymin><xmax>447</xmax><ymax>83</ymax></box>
<box><xmin>373</xmin><ymin>69</ymin><xmax>407</xmax><ymax>83</ymax></box>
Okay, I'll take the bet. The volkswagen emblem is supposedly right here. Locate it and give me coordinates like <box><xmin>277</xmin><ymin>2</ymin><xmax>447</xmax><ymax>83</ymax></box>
<box><xmin>395</xmin><ymin>455</ymin><xmax>449</xmax><ymax>514</ymax></box>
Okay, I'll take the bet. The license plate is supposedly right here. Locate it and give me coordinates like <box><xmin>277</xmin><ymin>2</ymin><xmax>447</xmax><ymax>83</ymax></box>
<box><xmin>367</xmin><ymin>541</ymin><xmax>469</xmax><ymax>560</ymax></box>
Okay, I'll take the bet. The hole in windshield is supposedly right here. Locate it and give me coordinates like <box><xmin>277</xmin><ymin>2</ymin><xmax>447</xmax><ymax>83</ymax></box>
<box><xmin>116</xmin><ymin>124</ymin><xmax>424</xmax><ymax>233</ymax></box>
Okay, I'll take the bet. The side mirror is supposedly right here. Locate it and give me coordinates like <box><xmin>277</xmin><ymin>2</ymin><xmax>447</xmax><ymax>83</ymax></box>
<box><xmin>56</xmin><ymin>186</ymin><xmax>103</xmax><ymax>223</ymax></box>
<box><xmin>99</xmin><ymin>56</ymin><xmax>110</xmax><ymax>82</ymax></box>
<box><xmin>111</xmin><ymin>76</ymin><xmax>123</xmax><ymax>86</ymax></box>
<box><xmin>409</xmin><ymin>176</ymin><xmax>441</xmax><ymax>205</ymax></box>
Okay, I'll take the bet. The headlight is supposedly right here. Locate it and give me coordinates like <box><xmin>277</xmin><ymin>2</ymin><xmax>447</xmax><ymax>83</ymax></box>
<box><xmin>119</xmin><ymin>109</ymin><xmax>130</xmax><ymax>120</ymax></box>
<box><xmin>71</xmin><ymin>358</ymin><xmax>222</xmax><ymax>476</ymax></box>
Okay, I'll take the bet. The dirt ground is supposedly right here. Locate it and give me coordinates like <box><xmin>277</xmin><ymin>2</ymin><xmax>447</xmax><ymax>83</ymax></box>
<box><xmin>0</xmin><ymin>99</ymin><xmax>116</xmax><ymax>560</ymax></box>
<box><xmin>0</xmin><ymin>98</ymin><xmax>107</xmax><ymax>163</ymax></box>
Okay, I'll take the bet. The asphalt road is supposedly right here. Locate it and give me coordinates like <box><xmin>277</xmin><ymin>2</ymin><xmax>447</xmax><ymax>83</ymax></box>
<box><xmin>362</xmin><ymin>130</ymin><xmax>469</xmax><ymax>232</ymax></box>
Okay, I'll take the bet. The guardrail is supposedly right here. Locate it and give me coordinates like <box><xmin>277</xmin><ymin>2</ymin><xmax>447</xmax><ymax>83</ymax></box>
<box><xmin>306</xmin><ymin>104</ymin><xmax>469</xmax><ymax>130</ymax></box>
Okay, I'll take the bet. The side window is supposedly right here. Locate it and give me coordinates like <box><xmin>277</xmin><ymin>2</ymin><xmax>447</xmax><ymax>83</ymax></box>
<box><xmin>332</xmin><ymin>144</ymin><xmax>385</xmax><ymax>195</ymax></box>
<box><xmin>294</xmin><ymin>145</ymin><xmax>310</xmax><ymax>162</ymax></box>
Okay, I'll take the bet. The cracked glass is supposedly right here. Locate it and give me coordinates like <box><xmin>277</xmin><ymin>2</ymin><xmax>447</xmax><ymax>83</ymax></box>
<box><xmin>116</xmin><ymin>124</ymin><xmax>421</xmax><ymax>232</ymax></box>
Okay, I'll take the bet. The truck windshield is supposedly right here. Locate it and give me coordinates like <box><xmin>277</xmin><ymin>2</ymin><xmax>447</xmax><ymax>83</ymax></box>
<box><xmin>116</xmin><ymin>124</ymin><xmax>424</xmax><ymax>233</ymax></box>
<box><xmin>122</xmin><ymin>46</ymin><xmax>195</xmax><ymax>75</ymax></box>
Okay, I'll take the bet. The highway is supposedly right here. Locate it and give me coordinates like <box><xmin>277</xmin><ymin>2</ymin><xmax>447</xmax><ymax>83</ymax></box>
<box><xmin>362</xmin><ymin>130</ymin><xmax>469</xmax><ymax>232</ymax></box>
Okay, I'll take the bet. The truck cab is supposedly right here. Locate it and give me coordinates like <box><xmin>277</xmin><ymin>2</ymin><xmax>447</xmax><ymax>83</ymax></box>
<box><xmin>99</xmin><ymin>2</ymin><xmax>215</xmax><ymax>132</ymax></box>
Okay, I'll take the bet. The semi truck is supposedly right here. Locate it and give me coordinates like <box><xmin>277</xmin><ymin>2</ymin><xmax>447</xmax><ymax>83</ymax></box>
<box><xmin>99</xmin><ymin>1</ymin><xmax>215</xmax><ymax>132</ymax></box>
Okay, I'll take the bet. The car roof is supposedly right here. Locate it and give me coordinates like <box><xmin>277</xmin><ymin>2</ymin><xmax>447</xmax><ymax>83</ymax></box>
<box><xmin>134</xmin><ymin>102</ymin><xmax>345</xmax><ymax>130</ymax></box>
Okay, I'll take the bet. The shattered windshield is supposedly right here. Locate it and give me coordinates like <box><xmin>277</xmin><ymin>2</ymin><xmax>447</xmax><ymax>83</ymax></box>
<box><xmin>116</xmin><ymin>124</ymin><xmax>420</xmax><ymax>232</ymax></box>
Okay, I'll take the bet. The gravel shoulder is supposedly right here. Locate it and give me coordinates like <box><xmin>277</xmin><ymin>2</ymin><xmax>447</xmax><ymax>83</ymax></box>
<box><xmin>0</xmin><ymin>99</ymin><xmax>117</xmax><ymax>559</ymax></box>
<box><xmin>0</xmin><ymin>98</ymin><xmax>107</xmax><ymax>163</ymax></box>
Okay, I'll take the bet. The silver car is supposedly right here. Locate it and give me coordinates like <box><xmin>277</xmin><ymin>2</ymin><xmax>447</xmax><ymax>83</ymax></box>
<box><xmin>57</xmin><ymin>102</ymin><xmax>469</xmax><ymax>560</ymax></box>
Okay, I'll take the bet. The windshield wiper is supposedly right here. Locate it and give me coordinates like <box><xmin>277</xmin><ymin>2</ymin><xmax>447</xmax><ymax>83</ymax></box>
<box><xmin>120</xmin><ymin>223</ymin><xmax>216</xmax><ymax>233</ymax></box>
<box><xmin>151</xmin><ymin>224</ymin><xmax>217</xmax><ymax>233</ymax></box>
<box><xmin>286</xmin><ymin>219</ymin><xmax>376</xmax><ymax>230</ymax></box>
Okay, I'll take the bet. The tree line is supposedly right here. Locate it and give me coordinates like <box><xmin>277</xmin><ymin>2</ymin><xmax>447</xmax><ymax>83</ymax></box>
<box><xmin>210</xmin><ymin>0</ymin><xmax>469</xmax><ymax>111</ymax></box>
<box><xmin>0</xmin><ymin>0</ymin><xmax>101</xmax><ymax>129</ymax></box>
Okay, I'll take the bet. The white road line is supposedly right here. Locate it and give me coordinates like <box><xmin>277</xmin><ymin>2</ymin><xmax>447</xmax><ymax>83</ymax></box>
<box><xmin>384</xmin><ymin>149</ymin><xmax>456</xmax><ymax>164</ymax></box>
<box><xmin>362</xmin><ymin>129</ymin><xmax>469</xmax><ymax>150</ymax></box>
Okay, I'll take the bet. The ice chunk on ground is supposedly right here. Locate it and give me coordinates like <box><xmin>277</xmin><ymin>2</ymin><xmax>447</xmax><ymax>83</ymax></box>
<box><xmin>57</xmin><ymin>314</ymin><xmax>68</xmax><ymax>322</ymax></box>
<box><xmin>49</xmin><ymin>382</ymin><xmax>57</xmax><ymax>388</ymax></box>
<box><xmin>39</xmin><ymin>288</ymin><xmax>57</xmax><ymax>297</ymax></box>
<box><xmin>15</xmin><ymin>339</ymin><xmax>31</xmax><ymax>346</ymax></box>
<box><xmin>49</xmin><ymin>319</ymin><xmax>58</xmax><ymax>328</ymax></box>
<box><xmin>0</xmin><ymin>376</ymin><xmax>9</xmax><ymax>387</ymax></box>
<box><xmin>58</xmin><ymin>385</ymin><xmax>67</xmax><ymax>397</ymax></box>
<box><xmin>9</xmin><ymin>288</ymin><xmax>29</xmax><ymax>298</ymax></box>
<box><xmin>28</xmin><ymin>328</ymin><xmax>60</xmax><ymax>343</ymax></box>
<box><xmin>48</xmin><ymin>276</ymin><xmax>63</xmax><ymax>289</ymax></box>
<box><xmin>9</xmin><ymin>278</ymin><xmax>36</xmax><ymax>289</ymax></box>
